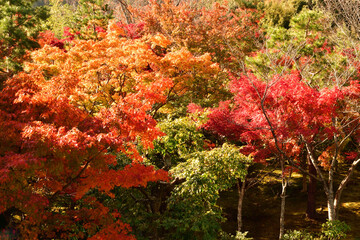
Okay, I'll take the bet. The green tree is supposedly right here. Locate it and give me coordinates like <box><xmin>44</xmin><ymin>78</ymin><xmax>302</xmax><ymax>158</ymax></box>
<box><xmin>108</xmin><ymin>116</ymin><xmax>251</xmax><ymax>239</ymax></box>
<box><xmin>44</xmin><ymin>0</ymin><xmax>113</xmax><ymax>41</ymax></box>
<box><xmin>166</xmin><ymin>143</ymin><xmax>251</xmax><ymax>239</ymax></box>
<box><xmin>261</xmin><ymin>0</ymin><xmax>312</xmax><ymax>29</ymax></box>
<box><xmin>44</xmin><ymin>0</ymin><xmax>76</xmax><ymax>38</ymax></box>
<box><xmin>0</xmin><ymin>0</ymin><xmax>48</xmax><ymax>78</ymax></box>
<box><xmin>74</xmin><ymin>0</ymin><xmax>113</xmax><ymax>39</ymax></box>
<box><xmin>110</xmin><ymin>117</ymin><xmax>206</xmax><ymax>239</ymax></box>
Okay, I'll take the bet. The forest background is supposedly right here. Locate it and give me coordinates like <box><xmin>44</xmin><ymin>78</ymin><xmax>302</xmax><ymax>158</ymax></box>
<box><xmin>1</xmin><ymin>0</ymin><xmax>360</xmax><ymax>239</ymax></box>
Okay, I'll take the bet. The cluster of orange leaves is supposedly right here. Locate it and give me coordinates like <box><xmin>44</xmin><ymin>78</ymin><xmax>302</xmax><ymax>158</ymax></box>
<box><xmin>133</xmin><ymin>0</ymin><xmax>261</xmax><ymax>70</ymax></box>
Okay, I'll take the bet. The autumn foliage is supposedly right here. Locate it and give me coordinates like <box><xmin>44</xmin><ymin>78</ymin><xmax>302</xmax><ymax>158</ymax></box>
<box><xmin>0</xmin><ymin>19</ymin><xmax>220</xmax><ymax>238</ymax></box>
<box><xmin>205</xmin><ymin>71</ymin><xmax>347</xmax><ymax>163</ymax></box>
<box><xmin>3</xmin><ymin>0</ymin><xmax>360</xmax><ymax>238</ymax></box>
<box><xmin>133</xmin><ymin>0</ymin><xmax>261</xmax><ymax>70</ymax></box>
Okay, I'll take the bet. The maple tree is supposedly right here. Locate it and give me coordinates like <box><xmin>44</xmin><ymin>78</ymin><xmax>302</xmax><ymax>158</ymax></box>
<box><xmin>246</xmin><ymin>6</ymin><xmax>360</xmax><ymax>221</ymax></box>
<box><xmin>133</xmin><ymin>0</ymin><xmax>261</xmax><ymax>71</ymax></box>
<box><xmin>205</xmin><ymin>69</ymin><xmax>360</xmax><ymax>237</ymax></box>
<box><xmin>0</xmin><ymin>19</ymin><xmax>221</xmax><ymax>238</ymax></box>
<box><xmin>110</xmin><ymin>0</ymin><xmax>262</xmax><ymax>119</ymax></box>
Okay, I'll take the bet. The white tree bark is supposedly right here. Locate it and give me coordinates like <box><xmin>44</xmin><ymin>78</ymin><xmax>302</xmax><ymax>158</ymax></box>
<box><xmin>279</xmin><ymin>178</ymin><xmax>287</xmax><ymax>239</ymax></box>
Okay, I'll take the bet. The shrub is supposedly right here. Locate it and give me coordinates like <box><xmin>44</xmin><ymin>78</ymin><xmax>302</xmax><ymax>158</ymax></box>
<box><xmin>321</xmin><ymin>220</ymin><xmax>351</xmax><ymax>240</ymax></box>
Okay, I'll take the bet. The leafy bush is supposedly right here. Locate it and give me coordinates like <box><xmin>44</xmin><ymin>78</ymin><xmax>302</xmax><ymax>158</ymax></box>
<box><xmin>281</xmin><ymin>220</ymin><xmax>351</xmax><ymax>240</ymax></box>
<box><xmin>321</xmin><ymin>220</ymin><xmax>351</xmax><ymax>240</ymax></box>
<box><xmin>219</xmin><ymin>231</ymin><xmax>253</xmax><ymax>240</ymax></box>
<box><xmin>283</xmin><ymin>230</ymin><xmax>315</xmax><ymax>240</ymax></box>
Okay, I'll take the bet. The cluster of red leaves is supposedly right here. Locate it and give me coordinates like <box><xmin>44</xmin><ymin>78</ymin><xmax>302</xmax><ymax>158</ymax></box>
<box><xmin>116</xmin><ymin>22</ymin><xmax>145</xmax><ymax>39</ymax></box>
<box><xmin>63</xmin><ymin>26</ymin><xmax>81</xmax><ymax>41</ymax></box>
<box><xmin>38</xmin><ymin>30</ymin><xmax>65</xmax><ymax>49</ymax></box>
<box><xmin>205</xmin><ymin>71</ymin><xmax>345</xmax><ymax>163</ymax></box>
<box><xmin>0</xmin><ymin>74</ymin><xmax>168</xmax><ymax>238</ymax></box>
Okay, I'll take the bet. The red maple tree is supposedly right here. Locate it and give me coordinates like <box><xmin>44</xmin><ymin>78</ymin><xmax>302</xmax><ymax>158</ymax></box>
<box><xmin>205</xmin><ymin>70</ymin><xmax>360</xmax><ymax>227</ymax></box>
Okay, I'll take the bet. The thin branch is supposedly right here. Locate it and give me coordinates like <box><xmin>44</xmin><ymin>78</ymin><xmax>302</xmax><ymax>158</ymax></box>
<box><xmin>334</xmin><ymin>158</ymin><xmax>360</xmax><ymax>203</ymax></box>
<box><xmin>49</xmin><ymin>148</ymin><xmax>106</xmax><ymax>202</ymax></box>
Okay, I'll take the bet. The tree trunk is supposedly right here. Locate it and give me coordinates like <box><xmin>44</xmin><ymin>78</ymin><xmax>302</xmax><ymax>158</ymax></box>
<box><xmin>118</xmin><ymin>0</ymin><xmax>133</xmax><ymax>24</ymax></box>
<box><xmin>327</xmin><ymin>194</ymin><xmax>336</xmax><ymax>221</ymax></box>
<box><xmin>306</xmin><ymin>155</ymin><xmax>317</xmax><ymax>219</ymax></box>
<box><xmin>237</xmin><ymin>177</ymin><xmax>246</xmax><ymax>232</ymax></box>
<box><xmin>301</xmin><ymin>174</ymin><xmax>307</xmax><ymax>192</ymax></box>
<box><xmin>300</xmin><ymin>153</ymin><xmax>308</xmax><ymax>193</ymax></box>
<box><xmin>279</xmin><ymin>176</ymin><xmax>287</xmax><ymax>239</ymax></box>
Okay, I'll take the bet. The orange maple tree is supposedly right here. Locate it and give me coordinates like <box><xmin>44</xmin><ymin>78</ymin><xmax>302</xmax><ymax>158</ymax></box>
<box><xmin>0</xmin><ymin>20</ymin><xmax>218</xmax><ymax>239</ymax></box>
<box><xmin>128</xmin><ymin>0</ymin><xmax>261</xmax><ymax>112</ymax></box>
<box><xmin>132</xmin><ymin>0</ymin><xmax>261</xmax><ymax>70</ymax></box>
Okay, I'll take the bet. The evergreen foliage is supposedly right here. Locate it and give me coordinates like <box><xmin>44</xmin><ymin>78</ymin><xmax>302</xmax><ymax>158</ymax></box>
<box><xmin>0</xmin><ymin>0</ymin><xmax>48</xmax><ymax>76</ymax></box>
